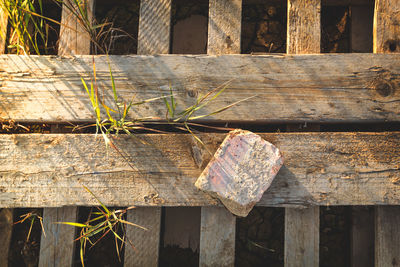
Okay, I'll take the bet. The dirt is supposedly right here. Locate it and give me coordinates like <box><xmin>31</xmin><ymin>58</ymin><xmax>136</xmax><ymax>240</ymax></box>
<box><xmin>8</xmin><ymin>209</ymin><xmax>43</xmax><ymax>267</ymax></box>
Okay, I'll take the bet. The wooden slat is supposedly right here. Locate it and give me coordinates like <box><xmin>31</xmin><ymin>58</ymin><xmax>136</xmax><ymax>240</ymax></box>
<box><xmin>199</xmin><ymin>1</ymin><xmax>242</xmax><ymax>266</ymax></box>
<box><xmin>208</xmin><ymin>0</ymin><xmax>242</xmax><ymax>55</ymax></box>
<box><xmin>351</xmin><ymin>207</ymin><xmax>374</xmax><ymax>267</ymax></box>
<box><xmin>40</xmin><ymin>1</ymin><xmax>94</xmax><ymax>265</ymax></box>
<box><xmin>287</xmin><ymin>0</ymin><xmax>321</xmax><ymax>54</ymax></box>
<box><xmin>124</xmin><ymin>207</ymin><xmax>161</xmax><ymax>267</ymax></box>
<box><xmin>199</xmin><ymin>207</ymin><xmax>235</xmax><ymax>266</ymax></box>
<box><xmin>58</xmin><ymin>0</ymin><xmax>94</xmax><ymax>55</ymax></box>
<box><xmin>1</xmin><ymin>54</ymin><xmax>400</xmax><ymax>123</ymax></box>
<box><xmin>285</xmin><ymin>1</ymin><xmax>321</xmax><ymax>266</ymax></box>
<box><xmin>375</xmin><ymin>206</ymin><xmax>400</xmax><ymax>267</ymax></box>
<box><xmin>0</xmin><ymin>208</ymin><xmax>13</xmax><ymax>267</ymax></box>
<box><xmin>137</xmin><ymin>0</ymin><xmax>171</xmax><ymax>55</ymax></box>
<box><xmin>374</xmin><ymin>1</ymin><xmax>400</xmax><ymax>266</ymax></box>
<box><xmin>285</xmin><ymin>208</ymin><xmax>319</xmax><ymax>267</ymax></box>
<box><xmin>0</xmin><ymin>132</ymin><xmax>398</xmax><ymax>208</ymax></box>
<box><xmin>373</xmin><ymin>0</ymin><xmax>400</xmax><ymax>53</ymax></box>
<box><xmin>38</xmin><ymin>207</ymin><xmax>77</xmax><ymax>267</ymax></box>
<box><xmin>0</xmin><ymin>7</ymin><xmax>7</xmax><ymax>54</ymax></box>
<box><xmin>124</xmin><ymin>1</ymin><xmax>172</xmax><ymax>265</ymax></box>
<box><xmin>0</xmin><ymin>8</ymin><xmax>11</xmax><ymax>267</ymax></box>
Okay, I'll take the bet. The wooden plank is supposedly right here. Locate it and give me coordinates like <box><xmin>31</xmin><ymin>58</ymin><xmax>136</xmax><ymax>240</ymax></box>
<box><xmin>287</xmin><ymin>0</ymin><xmax>321</xmax><ymax>54</ymax></box>
<box><xmin>137</xmin><ymin>0</ymin><xmax>171</xmax><ymax>55</ymax></box>
<box><xmin>0</xmin><ymin>7</ymin><xmax>7</xmax><ymax>54</ymax></box>
<box><xmin>0</xmin><ymin>208</ymin><xmax>13</xmax><ymax>266</ymax></box>
<box><xmin>199</xmin><ymin>1</ymin><xmax>242</xmax><ymax>265</ymax></box>
<box><xmin>351</xmin><ymin>207</ymin><xmax>374</xmax><ymax>267</ymax></box>
<box><xmin>373</xmin><ymin>0</ymin><xmax>400</xmax><ymax>53</ymax></box>
<box><xmin>199</xmin><ymin>207</ymin><xmax>235</xmax><ymax>267</ymax></box>
<box><xmin>375</xmin><ymin>206</ymin><xmax>400</xmax><ymax>267</ymax></box>
<box><xmin>58</xmin><ymin>0</ymin><xmax>94</xmax><ymax>55</ymax></box>
<box><xmin>208</xmin><ymin>0</ymin><xmax>242</xmax><ymax>55</ymax></box>
<box><xmin>40</xmin><ymin>2</ymin><xmax>93</xmax><ymax>265</ymax></box>
<box><xmin>285</xmin><ymin>1</ymin><xmax>320</xmax><ymax>266</ymax></box>
<box><xmin>0</xmin><ymin>54</ymin><xmax>400</xmax><ymax>123</ymax></box>
<box><xmin>285</xmin><ymin>208</ymin><xmax>319</xmax><ymax>267</ymax></box>
<box><xmin>124</xmin><ymin>207</ymin><xmax>161</xmax><ymax>267</ymax></box>
<box><xmin>0</xmin><ymin>132</ymin><xmax>399</xmax><ymax>208</ymax></box>
<box><xmin>38</xmin><ymin>207</ymin><xmax>77</xmax><ymax>267</ymax></box>
<box><xmin>374</xmin><ymin>1</ymin><xmax>400</xmax><ymax>266</ymax></box>
<box><xmin>125</xmin><ymin>1</ymin><xmax>172</xmax><ymax>265</ymax></box>
<box><xmin>0</xmin><ymin>9</ymin><xmax>11</xmax><ymax>267</ymax></box>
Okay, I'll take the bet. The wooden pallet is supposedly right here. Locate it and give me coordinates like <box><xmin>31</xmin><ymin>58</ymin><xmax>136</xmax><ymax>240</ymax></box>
<box><xmin>0</xmin><ymin>0</ymin><xmax>399</xmax><ymax>266</ymax></box>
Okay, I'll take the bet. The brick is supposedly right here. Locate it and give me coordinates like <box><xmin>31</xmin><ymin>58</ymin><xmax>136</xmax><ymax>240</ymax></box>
<box><xmin>195</xmin><ymin>129</ymin><xmax>284</xmax><ymax>217</ymax></box>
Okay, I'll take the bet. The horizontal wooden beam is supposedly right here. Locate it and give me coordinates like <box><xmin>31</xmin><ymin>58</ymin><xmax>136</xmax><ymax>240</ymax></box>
<box><xmin>0</xmin><ymin>132</ymin><xmax>398</xmax><ymax>208</ymax></box>
<box><xmin>0</xmin><ymin>54</ymin><xmax>399</xmax><ymax>123</ymax></box>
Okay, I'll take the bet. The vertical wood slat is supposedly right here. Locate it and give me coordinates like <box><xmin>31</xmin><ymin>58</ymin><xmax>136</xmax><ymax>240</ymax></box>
<box><xmin>208</xmin><ymin>0</ymin><xmax>242</xmax><ymax>55</ymax></box>
<box><xmin>199</xmin><ymin>1</ymin><xmax>242</xmax><ymax>266</ymax></box>
<box><xmin>39</xmin><ymin>1</ymin><xmax>94</xmax><ymax>266</ymax></box>
<box><xmin>375</xmin><ymin>206</ymin><xmax>400</xmax><ymax>267</ymax></box>
<box><xmin>287</xmin><ymin>0</ymin><xmax>321</xmax><ymax>54</ymax></box>
<box><xmin>38</xmin><ymin>207</ymin><xmax>77</xmax><ymax>267</ymax></box>
<box><xmin>200</xmin><ymin>207</ymin><xmax>236</xmax><ymax>267</ymax></box>
<box><xmin>0</xmin><ymin>8</ymin><xmax>11</xmax><ymax>267</ymax></box>
<box><xmin>0</xmin><ymin>208</ymin><xmax>13</xmax><ymax>267</ymax></box>
<box><xmin>285</xmin><ymin>208</ymin><xmax>319</xmax><ymax>267</ymax></box>
<box><xmin>285</xmin><ymin>1</ymin><xmax>321</xmax><ymax>267</ymax></box>
<box><xmin>351</xmin><ymin>207</ymin><xmax>374</xmax><ymax>267</ymax></box>
<box><xmin>374</xmin><ymin>1</ymin><xmax>400</xmax><ymax>266</ymax></box>
<box><xmin>58</xmin><ymin>0</ymin><xmax>94</xmax><ymax>55</ymax></box>
<box><xmin>373</xmin><ymin>0</ymin><xmax>400</xmax><ymax>53</ymax></box>
<box><xmin>0</xmin><ymin>7</ymin><xmax>7</xmax><ymax>53</ymax></box>
<box><xmin>124</xmin><ymin>1</ymin><xmax>171</xmax><ymax>266</ymax></box>
<box><xmin>137</xmin><ymin>0</ymin><xmax>171</xmax><ymax>55</ymax></box>
<box><xmin>125</xmin><ymin>208</ymin><xmax>162</xmax><ymax>267</ymax></box>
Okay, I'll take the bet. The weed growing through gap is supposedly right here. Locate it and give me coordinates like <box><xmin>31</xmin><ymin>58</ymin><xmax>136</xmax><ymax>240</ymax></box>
<box><xmin>81</xmin><ymin>56</ymin><xmax>253</xmax><ymax>147</ymax></box>
<box><xmin>1</xmin><ymin>0</ymin><xmax>135</xmax><ymax>55</ymax></box>
<box><xmin>0</xmin><ymin>0</ymin><xmax>51</xmax><ymax>54</ymax></box>
<box><xmin>58</xmin><ymin>186</ymin><xmax>146</xmax><ymax>267</ymax></box>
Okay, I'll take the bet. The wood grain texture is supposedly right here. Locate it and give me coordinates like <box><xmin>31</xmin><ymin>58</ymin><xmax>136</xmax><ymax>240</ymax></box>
<box><xmin>58</xmin><ymin>0</ymin><xmax>94</xmax><ymax>55</ymax></box>
<box><xmin>375</xmin><ymin>206</ymin><xmax>400</xmax><ymax>267</ymax></box>
<box><xmin>200</xmin><ymin>3</ymin><xmax>241</xmax><ymax>265</ymax></box>
<box><xmin>287</xmin><ymin>0</ymin><xmax>321</xmax><ymax>54</ymax></box>
<box><xmin>125</xmin><ymin>1</ymin><xmax>170</xmax><ymax>265</ymax></box>
<box><xmin>137</xmin><ymin>0</ymin><xmax>171</xmax><ymax>55</ymax></box>
<box><xmin>199</xmin><ymin>207</ymin><xmax>235</xmax><ymax>267</ymax></box>
<box><xmin>351</xmin><ymin>207</ymin><xmax>374</xmax><ymax>267</ymax></box>
<box><xmin>374</xmin><ymin>3</ymin><xmax>400</xmax><ymax>266</ymax></box>
<box><xmin>208</xmin><ymin>0</ymin><xmax>242</xmax><ymax>55</ymax></box>
<box><xmin>0</xmin><ymin>54</ymin><xmax>400</xmax><ymax>123</ymax></box>
<box><xmin>0</xmin><ymin>132</ymin><xmax>399</xmax><ymax>208</ymax></box>
<box><xmin>124</xmin><ymin>207</ymin><xmax>161</xmax><ymax>267</ymax></box>
<box><xmin>374</xmin><ymin>0</ymin><xmax>400</xmax><ymax>53</ymax></box>
<box><xmin>38</xmin><ymin>207</ymin><xmax>77</xmax><ymax>267</ymax></box>
<box><xmin>285</xmin><ymin>208</ymin><xmax>319</xmax><ymax>267</ymax></box>
<box><xmin>285</xmin><ymin>2</ymin><xmax>320</xmax><ymax>266</ymax></box>
<box><xmin>0</xmin><ymin>208</ymin><xmax>13</xmax><ymax>266</ymax></box>
<box><xmin>0</xmin><ymin>7</ymin><xmax>7</xmax><ymax>54</ymax></box>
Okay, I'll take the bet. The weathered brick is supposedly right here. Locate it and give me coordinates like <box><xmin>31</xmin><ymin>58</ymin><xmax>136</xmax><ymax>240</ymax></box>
<box><xmin>195</xmin><ymin>129</ymin><xmax>284</xmax><ymax>217</ymax></box>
